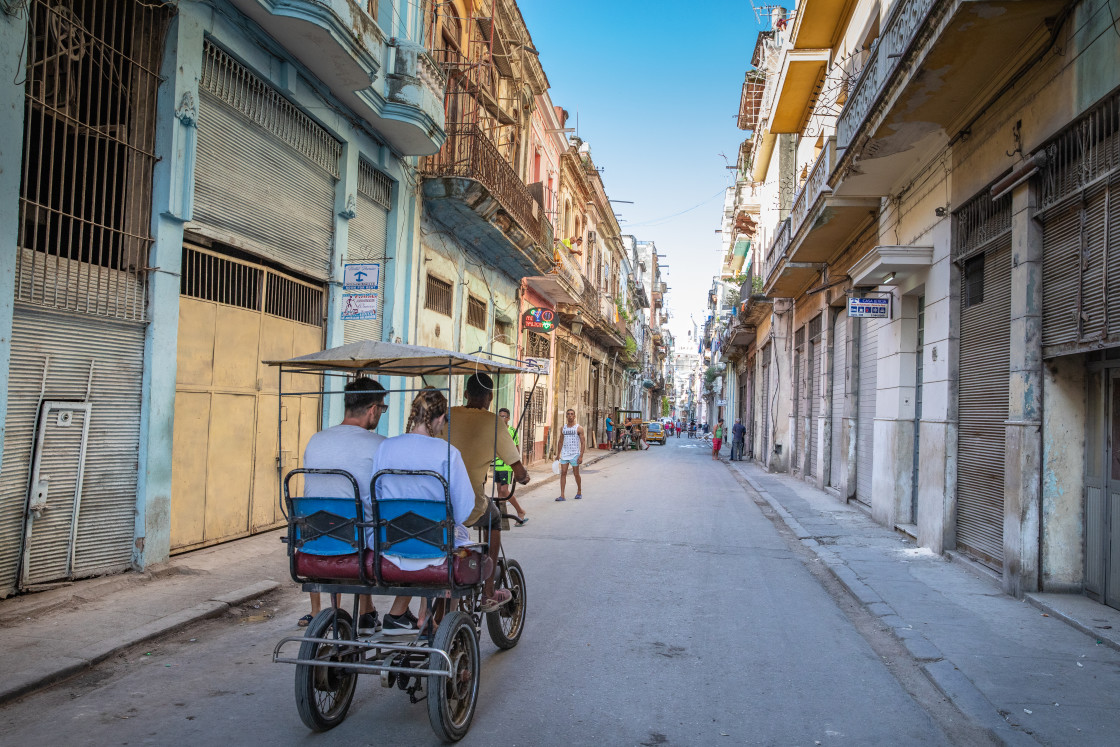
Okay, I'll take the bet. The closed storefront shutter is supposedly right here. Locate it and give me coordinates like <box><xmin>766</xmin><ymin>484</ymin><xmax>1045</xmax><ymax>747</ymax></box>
<box><xmin>0</xmin><ymin>306</ymin><xmax>143</xmax><ymax>593</ymax></box>
<box><xmin>957</xmin><ymin>239</ymin><xmax>1012</xmax><ymax>568</ymax></box>
<box><xmin>194</xmin><ymin>42</ymin><xmax>339</xmax><ymax>281</ymax></box>
<box><xmin>856</xmin><ymin>318</ymin><xmax>878</xmax><ymax>505</ymax></box>
<box><xmin>808</xmin><ymin>315</ymin><xmax>822</xmax><ymax>478</ymax></box>
<box><xmin>761</xmin><ymin>345</ymin><xmax>771</xmax><ymax>463</ymax></box>
<box><xmin>344</xmin><ymin>160</ymin><xmax>392</xmax><ymax>345</ymax></box>
<box><xmin>1110</xmin><ymin>173</ymin><xmax>1120</xmax><ymax>337</ymax></box>
<box><xmin>830</xmin><ymin>310</ymin><xmax>848</xmax><ymax>487</ymax></box>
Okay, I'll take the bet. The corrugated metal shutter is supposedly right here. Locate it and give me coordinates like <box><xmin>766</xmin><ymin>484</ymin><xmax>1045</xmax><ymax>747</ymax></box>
<box><xmin>808</xmin><ymin>316</ymin><xmax>822</xmax><ymax>478</ymax></box>
<box><xmin>957</xmin><ymin>240</ymin><xmax>1012</xmax><ymax>569</ymax></box>
<box><xmin>1081</xmin><ymin>184</ymin><xmax>1108</xmax><ymax>341</ymax></box>
<box><xmin>792</xmin><ymin>349</ymin><xmax>800</xmax><ymax>468</ymax></box>
<box><xmin>856</xmin><ymin>318</ymin><xmax>878</xmax><ymax>505</ymax></box>
<box><xmin>761</xmin><ymin>346</ymin><xmax>771</xmax><ymax>463</ymax></box>
<box><xmin>1110</xmin><ymin>174</ymin><xmax>1120</xmax><ymax>337</ymax></box>
<box><xmin>830</xmin><ymin>310</ymin><xmax>847</xmax><ymax>487</ymax></box>
<box><xmin>0</xmin><ymin>305</ymin><xmax>143</xmax><ymax>594</ymax></box>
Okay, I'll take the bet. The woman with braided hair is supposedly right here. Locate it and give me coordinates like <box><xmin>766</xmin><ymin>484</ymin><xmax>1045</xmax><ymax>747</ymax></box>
<box><xmin>366</xmin><ymin>388</ymin><xmax>477</xmax><ymax>635</ymax></box>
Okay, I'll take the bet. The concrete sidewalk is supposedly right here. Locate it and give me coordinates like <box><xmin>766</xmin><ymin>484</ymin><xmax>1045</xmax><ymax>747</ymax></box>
<box><xmin>727</xmin><ymin>458</ymin><xmax>1120</xmax><ymax>746</ymax></box>
<box><xmin>0</xmin><ymin>448</ymin><xmax>617</xmax><ymax>706</ymax></box>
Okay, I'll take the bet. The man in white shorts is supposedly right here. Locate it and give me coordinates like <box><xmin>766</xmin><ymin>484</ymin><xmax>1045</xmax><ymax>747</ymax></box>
<box><xmin>553</xmin><ymin>408</ymin><xmax>585</xmax><ymax>501</ymax></box>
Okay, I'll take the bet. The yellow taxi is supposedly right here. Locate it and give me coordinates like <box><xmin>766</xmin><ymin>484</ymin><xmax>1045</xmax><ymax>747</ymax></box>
<box><xmin>644</xmin><ymin>420</ymin><xmax>666</xmax><ymax>445</ymax></box>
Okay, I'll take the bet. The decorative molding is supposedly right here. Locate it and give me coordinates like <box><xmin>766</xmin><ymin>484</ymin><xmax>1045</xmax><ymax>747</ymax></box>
<box><xmin>338</xmin><ymin>193</ymin><xmax>357</xmax><ymax>220</ymax></box>
<box><xmin>175</xmin><ymin>91</ymin><xmax>197</xmax><ymax>127</ymax></box>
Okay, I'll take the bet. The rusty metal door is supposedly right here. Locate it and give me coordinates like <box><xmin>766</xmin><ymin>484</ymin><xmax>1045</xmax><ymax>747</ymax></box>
<box><xmin>171</xmin><ymin>245</ymin><xmax>324</xmax><ymax>553</ymax></box>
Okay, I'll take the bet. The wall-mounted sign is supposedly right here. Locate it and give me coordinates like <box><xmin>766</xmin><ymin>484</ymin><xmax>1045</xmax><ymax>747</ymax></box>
<box><xmin>848</xmin><ymin>296</ymin><xmax>891</xmax><ymax>319</ymax></box>
<box><xmin>343</xmin><ymin>263</ymin><xmax>380</xmax><ymax>291</ymax></box>
<box><xmin>524</xmin><ymin>356</ymin><xmax>551</xmax><ymax>374</ymax></box>
<box><xmin>522</xmin><ymin>307</ymin><xmax>555</xmax><ymax>332</ymax></box>
<box><xmin>341</xmin><ymin>294</ymin><xmax>379</xmax><ymax>321</ymax></box>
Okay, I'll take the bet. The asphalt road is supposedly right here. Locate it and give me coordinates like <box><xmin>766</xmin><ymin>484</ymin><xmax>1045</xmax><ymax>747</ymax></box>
<box><xmin>0</xmin><ymin>438</ymin><xmax>953</xmax><ymax>745</ymax></box>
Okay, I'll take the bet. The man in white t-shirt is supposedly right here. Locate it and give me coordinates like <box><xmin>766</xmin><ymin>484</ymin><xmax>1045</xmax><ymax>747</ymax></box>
<box><xmin>301</xmin><ymin>377</ymin><xmax>387</xmax><ymax>632</ymax></box>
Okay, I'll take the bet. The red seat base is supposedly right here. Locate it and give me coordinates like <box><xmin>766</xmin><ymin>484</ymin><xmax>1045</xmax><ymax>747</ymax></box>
<box><xmin>294</xmin><ymin>549</ymin><xmax>493</xmax><ymax>587</ymax></box>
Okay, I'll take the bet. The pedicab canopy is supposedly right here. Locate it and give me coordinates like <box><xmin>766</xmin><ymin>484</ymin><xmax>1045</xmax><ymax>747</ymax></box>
<box><xmin>264</xmin><ymin>339</ymin><xmax>531</xmax><ymax>377</ymax></box>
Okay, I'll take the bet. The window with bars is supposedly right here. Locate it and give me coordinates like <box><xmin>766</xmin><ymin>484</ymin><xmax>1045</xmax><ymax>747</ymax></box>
<box><xmin>527</xmin><ymin>331</ymin><xmax>550</xmax><ymax>358</ymax></box>
<box><xmin>180</xmin><ymin>244</ymin><xmax>323</xmax><ymax>327</ymax></box>
<box><xmin>425</xmin><ymin>275</ymin><xmax>453</xmax><ymax>316</ymax></box>
<box><xmin>495</xmin><ymin>319</ymin><xmax>513</xmax><ymax>344</ymax></box>
<box><xmin>467</xmin><ymin>295</ymin><xmax>487</xmax><ymax>329</ymax></box>
<box><xmin>16</xmin><ymin>0</ymin><xmax>171</xmax><ymax>322</ymax></box>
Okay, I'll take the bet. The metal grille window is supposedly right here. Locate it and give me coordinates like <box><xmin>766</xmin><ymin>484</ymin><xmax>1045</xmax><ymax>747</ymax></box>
<box><xmin>467</xmin><ymin>295</ymin><xmax>487</xmax><ymax>329</ymax></box>
<box><xmin>201</xmin><ymin>42</ymin><xmax>341</xmax><ymax>177</ymax></box>
<box><xmin>795</xmin><ymin>326</ymin><xmax>805</xmax><ymax>348</ymax></box>
<box><xmin>527</xmin><ymin>331</ymin><xmax>550</xmax><ymax>358</ymax></box>
<box><xmin>16</xmin><ymin>0</ymin><xmax>171</xmax><ymax>321</ymax></box>
<box><xmin>964</xmin><ymin>255</ymin><xmax>985</xmax><ymax>307</ymax></box>
<box><xmin>265</xmin><ymin>273</ymin><xmax>323</xmax><ymax>326</ymax></box>
<box><xmin>1040</xmin><ymin>90</ymin><xmax>1120</xmax><ymax>210</ymax></box>
<box><xmin>358</xmin><ymin>158</ymin><xmax>392</xmax><ymax>209</ymax></box>
<box><xmin>180</xmin><ymin>246</ymin><xmax>261</xmax><ymax>311</ymax></box>
<box><xmin>425</xmin><ymin>275</ymin><xmax>453</xmax><ymax>316</ymax></box>
<box><xmin>181</xmin><ymin>244</ymin><xmax>323</xmax><ymax>327</ymax></box>
<box><xmin>953</xmin><ymin>187</ymin><xmax>1011</xmax><ymax>262</ymax></box>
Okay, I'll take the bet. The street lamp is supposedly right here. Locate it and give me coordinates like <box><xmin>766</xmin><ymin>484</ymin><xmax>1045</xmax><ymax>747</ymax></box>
<box><xmin>570</xmin><ymin>311</ymin><xmax>584</xmax><ymax>337</ymax></box>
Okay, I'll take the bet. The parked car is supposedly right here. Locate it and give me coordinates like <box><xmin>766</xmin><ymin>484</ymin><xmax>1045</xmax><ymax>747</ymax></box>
<box><xmin>644</xmin><ymin>421</ymin><xmax>665</xmax><ymax>445</ymax></box>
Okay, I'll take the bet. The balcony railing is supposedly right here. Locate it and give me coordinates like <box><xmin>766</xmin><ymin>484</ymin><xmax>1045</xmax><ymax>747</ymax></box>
<box><xmin>421</xmin><ymin>124</ymin><xmax>545</xmax><ymax>247</ymax></box>
<box><xmin>789</xmin><ymin>137</ymin><xmax>835</xmax><ymax>237</ymax></box>
<box><xmin>417</xmin><ymin>49</ymin><xmax>447</xmax><ymax>102</ymax></box>
<box><xmin>836</xmin><ymin>0</ymin><xmax>938</xmax><ymax>148</ymax></box>
<box><xmin>763</xmin><ymin>217</ymin><xmax>792</xmax><ymax>284</ymax></box>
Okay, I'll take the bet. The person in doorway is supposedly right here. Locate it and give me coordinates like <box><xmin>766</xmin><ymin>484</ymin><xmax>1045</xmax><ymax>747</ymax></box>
<box><xmin>448</xmin><ymin>374</ymin><xmax>530</xmax><ymax>612</ymax></box>
<box><xmin>301</xmin><ymin>377</ymin><xmax>387</xmax><ymax>632</ymax></box>
<box><xmin>711</xmin><ymin>419</ymin><xmax>724</xmax><ymax>460</ymax></box>
<box><xmin>731</xmin><ymin>419</ymin><xmax>746</xmax><ymax>461</ymax></box>
<box><xmin>554</xmin><ymin>408</ymin><xmax>585</xmax><ymax>499</ymax></box>
<box><xmin>496</xmin><ymin>407</ymin><xmax>528</xmax><ymax>525</ymax></box>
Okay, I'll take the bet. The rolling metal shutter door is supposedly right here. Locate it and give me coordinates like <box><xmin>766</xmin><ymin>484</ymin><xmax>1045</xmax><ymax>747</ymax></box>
<box><xmin>1041</xmin><ymin>200</ymin><xmax>1079</xmax><ymax>349</ymax></box>
<box><xmin>957</xmin><ymin>240</ymin><xmax>1012</xmax><ymax>568</ymax></box>
<box><xmin>856</xmin><ymin>318</ymin><xmax>878</xmax><ymax>505</ymax></box>
<box><xmin>809</xmin><ymin>333</ymin><xmax>821</xmax><ymax>477</ymax></box>
<box><xmin>1111</xmin><ymin>175</ymin><xmax>1120</xmax><ymax>337</ymax></box>
<box><xmin>830</xmin><ymin>311</ymin><xmax>847</xmax><ymax>487</ymax></box>
<box><xmin>343</xmin><ymin>192</ymin><xmax>389</xmax><ymax>344</ymax></box>
<box><xmin>195</xmin><ymin>92</ymin><xmax>336</xmax><ymax>280</ymax></box>
<box><xmin>761</xmin><ymin>351</ymin><xmax>771</xmax><ymax>461</ymax></box>
<box><xmin>0</xmin><ymin>305</ymin><xmax>143</xmax><ymax>594</ymax></box>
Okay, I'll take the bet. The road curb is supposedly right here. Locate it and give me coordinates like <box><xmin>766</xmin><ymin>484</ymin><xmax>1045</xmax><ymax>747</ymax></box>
<box><xmin>726</xmin><ymin>461</ymin><xmax>1035</xmax><ymax>745</ymax></box>
<box><xmin>0</xmin><ymin>581</ymin><xmax>280</xmax><ymax>706</ymax></box>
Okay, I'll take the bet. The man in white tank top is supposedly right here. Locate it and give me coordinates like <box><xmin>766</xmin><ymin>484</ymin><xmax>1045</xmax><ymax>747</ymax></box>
<box><xmin>553</xmin><ymin>408</ymin><xmax>585</xmax><ymax>501</ymax></box>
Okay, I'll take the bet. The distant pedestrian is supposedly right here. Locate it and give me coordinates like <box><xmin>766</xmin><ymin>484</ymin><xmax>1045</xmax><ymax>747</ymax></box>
<box><xmin>554</xmin><ymin>408</ymin><xmax>585</xmax><ymax>500</ymax></box>
<box><xmin>711</xmin><ymin>419</ymin><xmax>724</xmax><ymax>460</ymax></box>
<box><xmin>605</xmin><ymin>413</ymin><xmax>614</xmax><ymax>447</ymax></box>
<box><xmin>731</xmin><ymin>419</ymin><xmax>746</xmax><ymax>461</ymax></box>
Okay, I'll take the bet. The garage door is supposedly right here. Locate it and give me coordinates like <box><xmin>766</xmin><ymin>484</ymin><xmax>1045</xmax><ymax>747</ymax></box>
<box><xmin>171</xmin><ymin>244</ymin><xmax>324</xmax><ymax>552</ymax></box>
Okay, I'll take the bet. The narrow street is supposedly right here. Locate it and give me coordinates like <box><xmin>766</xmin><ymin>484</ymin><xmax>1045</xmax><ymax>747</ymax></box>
<box><xmin>0</xmin><ymin>442</ymin><xmax>969</xmax><ymax>745</ymax></box>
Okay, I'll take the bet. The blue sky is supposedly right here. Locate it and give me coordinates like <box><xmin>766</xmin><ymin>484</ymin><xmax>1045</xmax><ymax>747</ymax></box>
<box><xmin>518</xmin><ymin>1</ymin><xmax>765</xmax><ymax>349</ymax></box>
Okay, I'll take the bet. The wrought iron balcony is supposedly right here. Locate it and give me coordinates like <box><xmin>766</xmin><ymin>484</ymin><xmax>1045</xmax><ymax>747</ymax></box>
<box><xmin>420</xmin><ymin>124</ymin><xmax>554</xmax><ymax>278</ymax></box>
<box><xmin>789</xmin><ymin>138</ymin><xmax>835</xmax><ymax>238</ymax></box>
<box><xmin>762</xmin><ymin>217</ymin><xmax>791</xmax><ymax>291</ymax></box>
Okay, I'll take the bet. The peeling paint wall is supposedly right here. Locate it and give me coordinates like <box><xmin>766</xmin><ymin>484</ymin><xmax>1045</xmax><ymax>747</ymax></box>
<box><xmin>1041</xmin><ymin>355</ymin><xmax>1087</xmax><ymax>591</ymax></box>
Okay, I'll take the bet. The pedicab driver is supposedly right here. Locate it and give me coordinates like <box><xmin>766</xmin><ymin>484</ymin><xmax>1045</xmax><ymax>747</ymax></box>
<box><xmin>447</xmin><ymin>373</ymin><xmax>530</xmax><ymax>612</ymax></box>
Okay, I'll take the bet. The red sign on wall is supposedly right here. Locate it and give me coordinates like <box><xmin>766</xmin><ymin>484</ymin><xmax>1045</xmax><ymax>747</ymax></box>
<box><xmin>521</xmin><ymin>307</ymin><xmax>555</xmax><ymax>332</ymax></box>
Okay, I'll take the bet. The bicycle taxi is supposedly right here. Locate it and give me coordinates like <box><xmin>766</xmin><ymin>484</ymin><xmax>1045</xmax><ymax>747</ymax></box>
<box><xmin>267</xmin><ymin>340</ymin><xmax>533</xmax><ymax>742</ymax></box>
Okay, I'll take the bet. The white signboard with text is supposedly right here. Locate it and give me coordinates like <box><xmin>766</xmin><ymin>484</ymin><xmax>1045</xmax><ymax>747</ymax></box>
<box><xmin>524</xmin><ymin>356</ymin><xmax>551</xmax><ymax>375</ymax></box>
<box><xmin>343</xmin><ymin>263</ymin><xmax>380</xmax><ymax>292</ymax></box>
<box><xmin>341</xmin><ymin>294</ymin><xmax>379</xmax><ymax>321</ymax></box>
<box><xmin>848</xmin><ymin>296</ymin><xmax>891</xmax><ymax>319</ymax></box>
